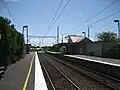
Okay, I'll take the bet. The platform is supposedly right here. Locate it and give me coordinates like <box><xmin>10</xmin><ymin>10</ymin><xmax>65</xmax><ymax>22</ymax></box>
<box><xmin>65</xmin><ymin>55</ymin><xmax>120</xmax><ymax>67</ymax></box>
<box><xmin>0</xmin><ymin>52</ymin><xmax>48</xmax><ymax>90</ymax></box>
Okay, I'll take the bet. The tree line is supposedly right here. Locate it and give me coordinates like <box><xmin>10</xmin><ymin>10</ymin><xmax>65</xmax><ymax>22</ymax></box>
<box><xmin>0</xmin><ymin>17</ymin><xmax>24</xmax><ymax>68</ymax></box>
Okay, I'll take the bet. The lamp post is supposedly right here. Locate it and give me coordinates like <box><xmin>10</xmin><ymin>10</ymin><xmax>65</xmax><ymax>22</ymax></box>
<box><xmin>57</xmin><ymin>26</ymin><xmax>59</xmax><ymax>44</ymax></box>
<box><xmin>88</xmin><ymin>25</ymin><xmax>92</xmax><ymax>39</ymax></box>
<box><xmin>114</xmin><ymin>20</ymin><xmax>120</xmax><ymax>37</ymax></box>
<box><xmin>61</xmin><ymin>34</ymin><xmax>63</xmax><ymax>43</ymax></box>
<box><xmin>23</xmin><ymin>25</ymin><xmax>29</xmax><ymax>54</ymax></box>
<box><xmin>94</xmin><ymin>34</ymin><xmax>97</xmax><ymax>42</ymax></box>
<box><xmin>82</xmin><ymin>32</ymin><xmax>86</xmax><ymax>37</ymax></box>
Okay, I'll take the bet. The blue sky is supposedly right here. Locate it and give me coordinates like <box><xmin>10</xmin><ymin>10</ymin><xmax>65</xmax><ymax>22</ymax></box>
<box><xmin>0</xmin><ymin>0</ymin><xmax>120</xmax><ymax>46</ymax></box>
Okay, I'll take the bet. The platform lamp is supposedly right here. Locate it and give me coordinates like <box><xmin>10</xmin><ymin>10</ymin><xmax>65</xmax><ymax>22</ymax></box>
<box><xmin>114</xmin><ymin>20</ymin><xmax>120</xmax><ymax>38</ymax></box>
<box><xmin>82</xmin><ymin>32</ymin><xmax>86</xmax><ymax>37</ymax></box>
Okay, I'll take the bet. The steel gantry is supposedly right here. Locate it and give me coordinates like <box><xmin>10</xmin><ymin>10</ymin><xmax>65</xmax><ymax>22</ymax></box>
<box><xmin>28</xmin><ymin>35</ymin><xmax>58</xmax><ymax>47</ymax></box>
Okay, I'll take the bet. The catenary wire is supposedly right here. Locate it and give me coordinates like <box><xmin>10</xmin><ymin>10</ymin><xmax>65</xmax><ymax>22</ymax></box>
<box><xmin>3</xmin><ymin>0</ymin><xmax>21</xmax><ymax>29</ymax></box>
<box><xmin>63</xmin><ymin>0</ymin><xmax>120</xmax><ymax>35</ymax></box>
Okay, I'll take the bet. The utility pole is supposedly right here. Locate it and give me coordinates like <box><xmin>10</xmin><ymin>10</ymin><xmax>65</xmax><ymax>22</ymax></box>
<box><xmin>22</xmin><ymin>26</ymin><xmax>25</xmax><ymax>54</ymax></box>
<box><xmin>39</xmin><ymin>37</ymin><xmax>41</xmax><ymax>47</ymax></box>
<box><xmin>41</xmin><ymin>38</ymin><xmax>43</xmax><ymax>47</ymax></box>
<box><xmin>118</xmin><ymin>22</ymin><xmax>120</xmax><ymax>37</ymax></box>
<box><xmin>22</xmin><ymin>27</ymin><xmax>24</xmax><ymax>35</ymax></box>
<box><xmin>61</xmin><ymin>34</ymin><xmax>63</xmax><ymax>43</ymax></box>
<box><xmin>57</xmin><ymin>26</ymin><xmax>59</xmax><ymax>44</ymax></box>
<box><xmin>88</xmin><ymin>26</ymin><xmax>90</xmax><ymax>39</ymax></box>
<box><xmin>118</xmin><ymin>22</ymin><xmax>120</xmax><ymax>38</ymax></box>
<box><xmin>42</xmin><ymin>38</ymin><xmax>44</xmax><ymax>47</ymax></box>
<box><xmin>26</xmin><ymin>26</ymin><xmax>28</xmax><ymax>50</ymax></box>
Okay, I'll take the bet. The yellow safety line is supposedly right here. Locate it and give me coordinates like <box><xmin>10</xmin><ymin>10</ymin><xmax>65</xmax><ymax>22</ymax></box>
<box><xmin>22</xmin><ymin>55</ymin><xmax>34</xmax><ymax>90</ymax></box>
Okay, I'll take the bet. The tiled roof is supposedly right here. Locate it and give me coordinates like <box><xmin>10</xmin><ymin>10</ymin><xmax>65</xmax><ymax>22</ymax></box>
<box><xmin>69</xmin><ymin>35</ymin><xmax>85</xmax><ymax>43</ymax></box>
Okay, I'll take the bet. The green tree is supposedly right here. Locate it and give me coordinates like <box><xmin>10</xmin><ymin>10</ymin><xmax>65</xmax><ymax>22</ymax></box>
<box><xmin>0</xmin><ymin>17</ymin><xmax>10</xmax><ymax>66</ymax></box>
<box><xmin>97</xmin><ymin>31</ymin><xmax>117</xmax><ymax>42</ymax></box>
<box><xmin>0</xmin><ymin>16</ymin><xmax>24</xmax><ymax>67</ymax></box>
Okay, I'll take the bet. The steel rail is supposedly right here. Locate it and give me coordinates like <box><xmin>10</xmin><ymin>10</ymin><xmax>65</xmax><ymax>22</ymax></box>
<box><xmin>42</xmin><ymin>54</ymin><xmax>81</xmax><ymax>90</ymax></box>
<box><xmin>40</xmin><ymin>59</ymin><xmax>56</xmax><ymax>90</ymax></box>
<box><xmin>46</xmin><ymin>54</ymin><xmax>120</xmax><ymax>90</ymax></box>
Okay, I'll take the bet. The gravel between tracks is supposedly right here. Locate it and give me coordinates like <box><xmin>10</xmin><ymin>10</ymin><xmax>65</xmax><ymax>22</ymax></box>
<box><xmin>40</xmin><ymin>60</ymin><xmax>54</xmax><ymax>90</ymax></box>
<box><xmin>44</xmin><ymin>54</ymin><xmax>112</xmax><ymax>90</ymax></box>
<box><xmin>38</xmin><ymin>54</ymin><xmax>79</xmax><ymax>90</ymax></box>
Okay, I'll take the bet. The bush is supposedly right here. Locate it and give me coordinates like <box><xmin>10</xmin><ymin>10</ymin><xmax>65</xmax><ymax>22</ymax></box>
<box><xmin>0</xmin><ymin>17</ymin><xmax>24</xmax><ymax>67</ymax></box>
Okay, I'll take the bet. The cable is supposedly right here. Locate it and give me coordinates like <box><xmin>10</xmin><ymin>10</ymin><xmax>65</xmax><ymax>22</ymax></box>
<box><xmin>44</xmin><ymin>0</ymin><xmax>71</xmax><ymax>36</ymax></box>
<box><xmin>70</xmin><ymin>26</ymin><xmax>88</xmax><ymax>34</ymax></box>
<box><xmin>86</xmin><ymin>0</ymin><xmax>119</xmax><ymax>23</ymax></box>
<box><xmin>44</xmin><ymin>0</ymin><xmax>64</xmax><ymax>36</ymax></box>
<box><xmin>90</xmin><ymin>10</ymin><xmax>120</xmax><ymax>26</ymax></box>
<box><xmin>48</xmin><ymin>0</ymin><xmax>64</xmax><ymax>30</ymax></box>
<box><xmin>102</xmin><ymin>25</ymin><xmax>116</xmax><ymax>31</ymax></box>
<box><xmin>65</xmin><ymin>10</ymin><xmax>120</xmax><ymax>35</ymax></box>
<box><xmin>3</xmin><ymin>0</ymin><xmax>21</xmax><ymax>29</ymax></box>
<box><xmin>50</xmin><ymin>0</ymin><xmax>71</xmax><ymax>30</ymax></box>
<box><xmin>63</xmin><ymin>0</ymin><xmax>119</xmax><ymax>35</ymax></box>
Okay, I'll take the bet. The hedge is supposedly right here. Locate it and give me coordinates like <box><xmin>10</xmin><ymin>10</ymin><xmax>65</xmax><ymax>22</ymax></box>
<box><xmin>0</xmin><ymin>17</ymin><xmax>24</xmax><ymax>67</ymax></box>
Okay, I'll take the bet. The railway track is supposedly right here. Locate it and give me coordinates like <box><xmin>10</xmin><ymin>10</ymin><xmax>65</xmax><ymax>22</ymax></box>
<box><xmin>45</xmin><ymin>54</ymin><xmax>120</xmax><ymax>90</ymax></box>
<box><xmin>38</xmin><ymin>54</ymin><xmax>81</xmax><ymax>90</ymax></box>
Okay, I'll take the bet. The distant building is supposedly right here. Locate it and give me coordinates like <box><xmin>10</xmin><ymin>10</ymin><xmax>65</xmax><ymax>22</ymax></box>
<box><xmin>60</xmin><ymin>35</ymin><xmax>118</xmax><ymax>57</ymax></box>
<box><xmin>65</xmin><ymin>35</ymin><xmax>86</xmax><ymax>43</ymax></box>
<box><xmin>63</xmin><ymin>35</ymin><xmax>93</xmax><ymax>54</ymax></box>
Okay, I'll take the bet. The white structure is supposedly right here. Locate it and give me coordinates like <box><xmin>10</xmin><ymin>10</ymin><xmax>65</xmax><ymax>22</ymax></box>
<box><xmin>34</xmin><ymin>52</ymin><xmax>48</xmax><ymax>90</ymax></box>
<box><xmin>65</xmin><ymin>35</ymin><xmax>85</xmax><ymax>43</ymax></box>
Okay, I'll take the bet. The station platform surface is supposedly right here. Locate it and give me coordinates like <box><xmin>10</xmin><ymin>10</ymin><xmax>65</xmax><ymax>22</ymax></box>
<box><xmin>65</xmin><ymin>55</ymin><xmax>120</xmax><ymax>67</ymax></box>
<box><xmin>0</xmin><ymin>52</ymin><xmax>48</xmax><ymax>90</ymax></box>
